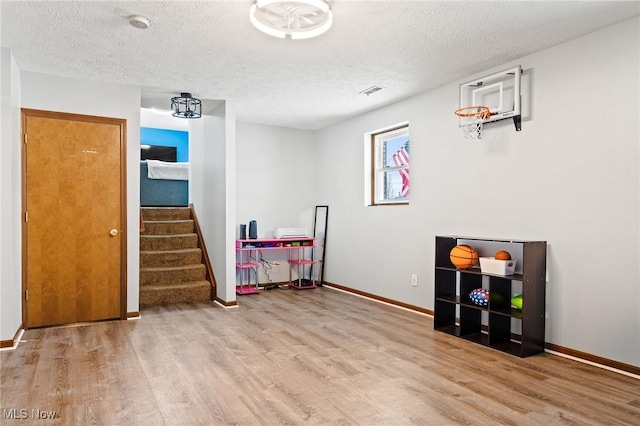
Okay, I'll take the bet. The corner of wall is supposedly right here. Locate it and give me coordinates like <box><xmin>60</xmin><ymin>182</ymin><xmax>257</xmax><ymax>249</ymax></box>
<box><xmin>0</xmin><ymin>48</ymin><xmax>24</xmax><ymax>341</ymax></box>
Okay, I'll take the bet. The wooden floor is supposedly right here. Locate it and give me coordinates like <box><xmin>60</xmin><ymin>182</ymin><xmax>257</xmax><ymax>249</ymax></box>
<box><xmin>1</xmin><ymin>287</ymin><xmax>639</xmax><ymax>425</ymax></box>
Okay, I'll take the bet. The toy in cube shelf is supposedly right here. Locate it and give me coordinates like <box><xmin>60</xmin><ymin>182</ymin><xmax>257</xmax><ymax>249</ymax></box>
<box><xmin>450</xmin><ymin>245</ymin><xmax>479</xmax><ymax>269</ymax></box>
<box><xmin>495</xmin><ymin>250</ymin><xmax>511</xmax><ymax>260</ymax></box>
<box><xmin>469</xmin><ymin>288</ymin><xmax>489</xmax><ymax>307</ymax></box>
<box><xmin>511</xmin><ymin>294</ymin><xmax>523</xmax><ymax>310</ymax></box>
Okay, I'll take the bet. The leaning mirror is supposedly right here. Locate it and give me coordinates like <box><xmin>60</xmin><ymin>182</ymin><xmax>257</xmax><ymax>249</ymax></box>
<box><xmin>311</xmin><ymin>206</ymin><xmax>328</xmax><ymax>286</ymax></box>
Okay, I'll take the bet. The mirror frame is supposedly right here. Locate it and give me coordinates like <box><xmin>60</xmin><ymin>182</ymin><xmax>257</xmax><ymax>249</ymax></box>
<box><xmin>312</xmin><ymin>205</ymin><xmax>328</xmax><ymax>286</ymax></box>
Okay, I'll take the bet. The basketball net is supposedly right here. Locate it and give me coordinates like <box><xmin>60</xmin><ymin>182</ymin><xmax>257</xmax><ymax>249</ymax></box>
<box><xmin>455</xmin><ymin>106</ymin><xmax>491</xmax><ymax>140</ymax></box>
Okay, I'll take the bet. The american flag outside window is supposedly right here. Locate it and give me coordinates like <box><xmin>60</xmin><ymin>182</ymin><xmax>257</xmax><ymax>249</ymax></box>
<box><xmin>372</xmin><ymin>125</ymin><xmax>410</xmax><ymax>205</ymax></box>
<box><xmin>382</xmin><ymin>135</ymin><xmax>409</xmax><ymax>201</ymax></box>
<box><xmin>392</xmin><ymin>141</ymin><xmax>410</xmax><ymax>197</ymax></box>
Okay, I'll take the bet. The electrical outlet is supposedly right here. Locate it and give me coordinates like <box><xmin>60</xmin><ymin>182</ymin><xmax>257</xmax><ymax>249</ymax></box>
<box><xmin>411</xmin><ymin>274</ymin><xmax>418</xmax><ymax>287</ymax></box>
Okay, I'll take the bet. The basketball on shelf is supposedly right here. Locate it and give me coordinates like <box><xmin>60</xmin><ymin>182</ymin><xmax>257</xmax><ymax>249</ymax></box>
<box><xmin>495</xmin><ymin>250</ymin><xmax>511</xmax><ymax>260</ymax></box>
<box><xmin>449</xmin><ymin>245</ymin><xmax>479</xmax><ymax>269</ymax></box>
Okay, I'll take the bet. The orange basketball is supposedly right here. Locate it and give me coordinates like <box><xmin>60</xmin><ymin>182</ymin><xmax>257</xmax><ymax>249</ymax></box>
<box><xmin>450</xmin><ymin>245</ymin><xmax>479</xmax><ymax>269</ymax></box>
<box><xmin>495</xmin><ymin>250</ymin><xmax>511</xmax><ymax>260</ymax></box>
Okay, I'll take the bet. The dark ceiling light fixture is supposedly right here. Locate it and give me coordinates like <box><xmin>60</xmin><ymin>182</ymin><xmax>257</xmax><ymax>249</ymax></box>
<box><xmin>171</xmin><ymin>93</ymin><xmax>202</xmax><ymax>119</ymax></box>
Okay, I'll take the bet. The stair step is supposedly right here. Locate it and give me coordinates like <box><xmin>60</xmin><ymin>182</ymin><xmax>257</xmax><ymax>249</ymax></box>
<box><xmin>141</xmin><ymin>207</ymin><xmax>191</xmax><ymax>221</ymax></box>
<box><xmin>143</xmin><ymin>220</ymin><xmax>195</xmax><ymax>235</ymax></box>
<box><xmin>140</xmin><ymin>248</ymin><xmax>203</xmax><ymax>268</ymax></box>
<box><xmin>139</xmin><ymin>206</ymin><xmax>214</xmax><ymax>307</ymax></box>
<box><xmin>140</xmin><ymin>234</ymin><xmax>198</xmax><ymax>251</ymax></box>
<box><xmin>140</xmin><ymin>264</ymin><xmax>206</xmax><ymax>286</ymax></box>
<box><xmin>140</xmin><ymin>281</ymin><xmax>211</xmax><ymax>307</ymax></box>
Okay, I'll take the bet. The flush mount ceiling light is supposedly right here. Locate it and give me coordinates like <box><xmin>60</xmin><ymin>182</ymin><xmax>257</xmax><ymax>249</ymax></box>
<box><xmin>250</xmin><ymin>0</ymin><xmax>333</xmax><ymax>40</ymax></box>
<box><xmin>171</xmin><ymin>93</ymin><xmax>202</xmax><ymax>119</ymax></box>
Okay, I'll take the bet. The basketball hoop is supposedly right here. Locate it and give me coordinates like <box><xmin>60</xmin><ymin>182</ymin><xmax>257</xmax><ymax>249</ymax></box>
<box><xmin>455</xmin><ymin>106</ymin><xmax>491</xmax><ymax>139</ymax></box>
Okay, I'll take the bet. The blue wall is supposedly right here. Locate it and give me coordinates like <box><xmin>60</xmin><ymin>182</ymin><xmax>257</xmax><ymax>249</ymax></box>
<box><xmin>141</xmin><ymin>127</ymin><xmax>189</xmax><ymax>162</ymax></box>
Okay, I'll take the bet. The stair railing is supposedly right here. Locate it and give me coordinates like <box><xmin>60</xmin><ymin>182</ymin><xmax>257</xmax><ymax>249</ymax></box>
<box><xmin>189</xmin><ymin>204</ymin><xmax>217</xmax><ymax>299</ymax></box>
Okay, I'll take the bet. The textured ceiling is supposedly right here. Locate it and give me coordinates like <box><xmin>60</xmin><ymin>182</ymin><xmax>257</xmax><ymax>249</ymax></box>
<box><xmin>1</xmin><ymin>1</ymin><xmax>639</xmax><ymax>130</ymax></box>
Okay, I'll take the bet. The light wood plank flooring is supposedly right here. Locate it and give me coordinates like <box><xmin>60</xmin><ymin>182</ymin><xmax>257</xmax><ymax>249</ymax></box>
<box><xmin>1</xmin><ymin>287</ymin><xmax>639</xmax><ymax>425</ymax></box>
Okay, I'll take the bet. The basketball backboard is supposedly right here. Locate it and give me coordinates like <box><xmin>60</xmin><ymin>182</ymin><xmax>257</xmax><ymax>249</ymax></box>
<box><xmin>459</xmin><ymin>65</ymin><xmax>522</xmax><ymax>129</ymax></box>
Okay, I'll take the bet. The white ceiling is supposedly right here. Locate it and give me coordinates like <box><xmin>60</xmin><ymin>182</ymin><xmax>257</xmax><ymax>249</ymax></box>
<box><xmin>1</xmin><ymin>1</ymin><xmax>639</xmax><ymax>130</ymax></box>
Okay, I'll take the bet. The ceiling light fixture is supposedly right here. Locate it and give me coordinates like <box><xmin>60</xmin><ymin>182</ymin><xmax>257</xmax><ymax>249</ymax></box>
<box><xmin>171</xmin><ymin>93</ymin><xmax>202</xmax><ymax>119</ymax></box>
<box><xmin>250</xmin><ymin>0</ymin><xmax>333</xmax><ymax>40</ymax></box>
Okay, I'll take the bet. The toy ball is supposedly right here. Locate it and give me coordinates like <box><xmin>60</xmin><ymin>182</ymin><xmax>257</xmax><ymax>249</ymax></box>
<box><xmin>469</xmin><ymin>288</ymin><xmax>489</xmax><ymax>307</ymax></box>
<box><xmin>495</xmin><ymin>250</ymin><xmax>512</xmax><ymax>260</ymax></box>
<box><xmin>511</xmin><ymin>294</ymin><xmax>523</xmax><ymax>310</ymax></box>
<box><xmin>449</xmin><ymin>245</ymin><xmax>479</xmax><ymax>269</ymax></box>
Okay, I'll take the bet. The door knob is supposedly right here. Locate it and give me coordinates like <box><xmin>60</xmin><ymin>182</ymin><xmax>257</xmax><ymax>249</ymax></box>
<box><xmin>109</xmin><ymin>229</ymin><xmax>119</xmax><ymax>237</ymax></box>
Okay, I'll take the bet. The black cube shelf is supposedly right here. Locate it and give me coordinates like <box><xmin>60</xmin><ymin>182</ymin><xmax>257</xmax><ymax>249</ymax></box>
<box><xmin>434</xmin><ymin>235</ymin><xmax>547</xmax><ymax>357</ymax></box>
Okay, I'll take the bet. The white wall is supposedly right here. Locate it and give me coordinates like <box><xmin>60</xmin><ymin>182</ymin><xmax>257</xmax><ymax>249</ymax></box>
<box><xmin>191</xmin><ymin>102</ymin><xmax>237</xmax><ymax>304</ymax></box>
<box><xmin>314</xmin><ymin>18</ymin><xmax>640</xmax><ymax>367</ymax></box>
<box><xmin>19</xmin><ymin>71</ymin><xmax>142</xmax><ymax>314</ymax></box>
<box><xmin>140</xmin><ymin>108</ymin><xmax>189</xmax><ymax>132</ymax></box>
<box><xmin>236</xmin><ymin>122</ymin><xmax>316</xmax><ymax>236</ymax></box>
<box><xmin>236</xmin><ymin>122</ymin><xmax>316</xmax><ymax>284</ymax></box>
<box><xmin>0</xmin><ymin>48</ymin><xmax>23</xmax><ymax>343</ymax></box>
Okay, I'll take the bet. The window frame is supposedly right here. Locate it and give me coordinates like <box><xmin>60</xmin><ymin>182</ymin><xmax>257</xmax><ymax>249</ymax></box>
<box><xmin>369</xmin><ymin>124</ymin><xmax>410</xmax><ymax>206</ymax></box>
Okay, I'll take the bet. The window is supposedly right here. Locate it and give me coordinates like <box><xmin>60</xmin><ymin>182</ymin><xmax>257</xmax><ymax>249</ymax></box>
<box><xmin>369</xmin><ymin>125</ymin><xmax>410</xmax><ymax>205</ymax></box>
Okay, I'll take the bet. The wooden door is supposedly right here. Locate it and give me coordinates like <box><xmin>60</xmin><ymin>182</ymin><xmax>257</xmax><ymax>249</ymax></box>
<box><xmin>22</xmin><ymin>109</ymin><xmax>127</xmax><ymax>328</ymax></box>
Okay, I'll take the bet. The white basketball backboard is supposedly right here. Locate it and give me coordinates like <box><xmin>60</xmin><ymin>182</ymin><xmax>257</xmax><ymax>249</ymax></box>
<box><xmin>459</xmin><ymin>65</ymin><xmax>522</xmax><ymax>128</ymax></box>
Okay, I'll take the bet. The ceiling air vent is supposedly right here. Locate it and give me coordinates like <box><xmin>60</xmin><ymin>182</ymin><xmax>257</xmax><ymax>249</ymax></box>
<box><xmin>359</xmin><ymin>85</ymin><xmax>385</xmax><ymax>96</ymax></box>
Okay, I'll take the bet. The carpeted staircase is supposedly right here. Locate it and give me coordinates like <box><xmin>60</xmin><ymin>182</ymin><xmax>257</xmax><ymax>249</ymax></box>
<box><xmin>140</xmin><ymin>207</ymin><xmax>213</xmax><ymax>307</ymax></box>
